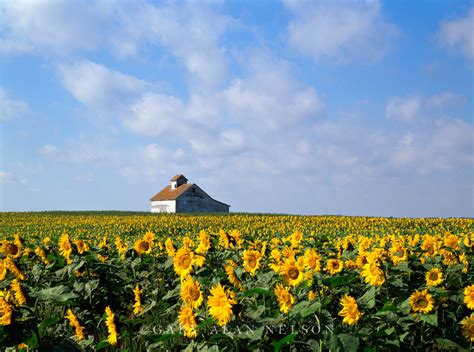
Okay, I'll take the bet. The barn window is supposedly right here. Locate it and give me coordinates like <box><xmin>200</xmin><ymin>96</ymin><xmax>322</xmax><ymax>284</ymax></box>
<box><xmin>192</xmin><ymin>188</ymin><xmax>196</xmax><ymax>193</ymax></box>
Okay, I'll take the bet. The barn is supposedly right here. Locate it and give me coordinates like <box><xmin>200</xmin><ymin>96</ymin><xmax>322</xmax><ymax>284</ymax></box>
<box><xmin>150</xmin><ymin>175</ymin><xmax>230</xmax><ymax>213</ymax></box>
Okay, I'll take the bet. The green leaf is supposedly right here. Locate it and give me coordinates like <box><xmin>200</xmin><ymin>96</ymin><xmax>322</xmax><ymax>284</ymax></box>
<box><xmin>162</xmin><ymin>285</ymin><xmax>179</xmax><ymax>300</ymax></box>
<box><xmin>38</xmin><ymin>316</ymin><xmax>60</xmax><ymax>331</ymax></box>
<box><xmin>419</xmin><ymin>313</ymin><xmax>437</xmax><ymax>326</ymax></box>
<box><xmin>434</xmin><ymin>338</ymin><xmax>468</xmax><ymax>351</ymax></box>
<box><xmin>243</xmin><ymin>287</ymin><xmax>271</xmax><ymax>297</ymax></box>
<box><xmin>273</xmin><ymin>333</ymin><xmax>297</xmax><ymax>352</ymax></box>
<box><xmin>358</xmin><ymin>286</ymin><xmax>376</xmax><ymax>309</ymax></box>
<box><xmin>338</xmin><ymin>333</ymin><xmax>359</xmax><ymax>352</ymax></box>
<box><xmin>96</xmin><ymin>340</ymin><xmax>110</xmax><ymax>350</ymax></box>
<box><xmin>36</xmin><ymin>285</ymin><xmax>79</xmax><ymax>302</ymax></box>
<box><xmin>289</xmin><ymin>300</ymin><xmax>321</xmax><ymax>319</ymax></box>
<box><xmin>85</xmin><ymin>279</ymin><xmax>99</xmax><ymax>298</ymax></box>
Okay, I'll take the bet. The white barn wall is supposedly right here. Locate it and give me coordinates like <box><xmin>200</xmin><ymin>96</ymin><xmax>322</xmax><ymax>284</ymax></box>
<box><xmin>151</xmin><ymin>200</ymin><xmax>176</xmax><ymax>213</ymax></box>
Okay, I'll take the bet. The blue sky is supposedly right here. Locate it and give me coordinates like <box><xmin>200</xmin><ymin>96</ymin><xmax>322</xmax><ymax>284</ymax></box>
<box><xmin>0</xmin><ymin>0</ymin><xmax>473</xmax><ymax>217</ymax></box>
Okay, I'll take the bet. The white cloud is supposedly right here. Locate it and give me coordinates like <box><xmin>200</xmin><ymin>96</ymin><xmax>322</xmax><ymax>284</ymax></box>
<box><xmin>437</xmin><ymin>6</ymin><xmax>474</xmax><ymax>61</ymax></box>
<box><xmin>58</xmin><ymin>61</ymin><xmax>148</xmax><ymax>113</ymax></box>
<box><xmin>0</xmin><ymin>171</ymin><xmax>26</xmax><ymax>184</ymax></box>
<box><xmin>39</xmin><ymin>137</ymin><xmax>119</xmax><ymax>165</ymax></box>
<box><xmin>426</xmin><ymin>92</ymin><xmax>466</xmax><ymax>109</ymax></box>
<box><xmin>385</xmin><ymin>96</ymin><xmax>422</xmax><ymax>123</ymax></box>
<box><xmin>143</xmin><ymin>2</ymin><xmax>230</xmax><ymax>87</ymax></box>
<box><xmin>0</xmin><ymin>0</ymin><xmax>113</xmax><ymax>55</ymax></box>
<box><xmin>386</xmin><ymin>92</ymin><xmax>468</xmax><ymax>123</ymax></box>
<box><xmin>1</xmin><ymin>1</ymin><xmax>230</xmax><ymax>87</ymax></box>
<box><xmin>284</xmin><ymin>0</ymin><xmax>398</xmax><ymax>62</ymax></box>
<box><xmin>223</xmin><ymin>53</ymin><xmax>324</xmax><ymax>130</ymax></box>
<box><xmin>0</xmin><ymin>88</ymin><xmax>30</xmax><ymax>122</ymax></box>
<box><xmin>124</xmin><ymin>92</ymin><xmax>185</xmax><ymax>137</ymax></box>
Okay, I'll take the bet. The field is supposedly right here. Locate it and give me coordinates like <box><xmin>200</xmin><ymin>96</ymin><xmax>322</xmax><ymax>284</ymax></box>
<box><xmin>0</xmin><ymin>212</ymin><xmax>473</xmax><ymax>351</ymax></box>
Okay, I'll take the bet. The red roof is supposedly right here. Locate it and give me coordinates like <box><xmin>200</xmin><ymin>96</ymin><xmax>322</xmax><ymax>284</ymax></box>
<box><xmin>150</xmin><ymin>183</ymin><xmax>193</xmax><ymax>201</ymax></box>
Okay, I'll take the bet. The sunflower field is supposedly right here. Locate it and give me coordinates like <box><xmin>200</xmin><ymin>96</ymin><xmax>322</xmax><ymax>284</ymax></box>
<box><xmin>0</xmin><ymin>212</ymin><xmax>473</xmax><ymax>351</ymax></box>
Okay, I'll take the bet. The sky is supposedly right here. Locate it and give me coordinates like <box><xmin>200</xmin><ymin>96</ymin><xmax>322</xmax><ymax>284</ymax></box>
<box><xmin>0</xmin><ymin>0</ymin><xmax>473</xmax><ymax>217</ymax></box>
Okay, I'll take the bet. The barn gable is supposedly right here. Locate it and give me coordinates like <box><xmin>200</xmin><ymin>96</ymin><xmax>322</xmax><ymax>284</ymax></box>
<box><xmin>150</xmin><ymin>175</ymin><xmax>230</xmax><ymax>213</ymax></box>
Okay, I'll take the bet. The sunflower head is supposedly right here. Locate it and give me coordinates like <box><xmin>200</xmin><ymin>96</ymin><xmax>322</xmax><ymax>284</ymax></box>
<box><xmin>134</xmin><ymin>239</ymin><xmax>151</xmax><ymax>255</ymax></box>
<box><xmin>280</xmin><ymin>257</ymin><xmax>304</xmax><ymax>287</ymax></box>
<box><xmin>242</xmin><ymin>250</ymin><xmax>262</xmax><ymax>276</ymax></box>
<box><xmin>326</xmin><ymin>259</ymin><xmax>343</xmax><ymax>275</ymax></box>
<box><xmin>460</xmin><ymin>313</ymin><xmax>474</xmax><ymax>343</ymax></box>
<box><xmin>425</xmin><ymin>268</ymin><xmax>443</xmax><ymax>287</ymax></box>
<box><xmin>207</xmin><ymin>283</ymin><xmax>236</xmax><ymax>326</ymax></box>
<box><xmin>464</xmin><ymin>285</ymin><xmax>474</xmax><ymax>310</ymax></box>
<box><xmin>274</xmin><ymin>284</ymin><xmax>295</xmax><ymax>314</ymax></box>
<box><xmin>180</xmin><ymin>277</ymin><xmax>203</xmax><ymax>309</ymax></box>
<box><xmin>409</xmin><ymin>289</ymin><xmax>435</xmax><ymax>314</ymax></box>
<box><xmin>338</xmin><ymin>295</ymin><xmax>362</xmax><ymax>326</ymax></box>
<box><xmin>179</xmin><ymin>305</ymin><xmax>198</xmax><ymax>338</ymax></box>
<box><xmin>174</xmin><ymin>248</ymin><xmax>195</xmax><ymax>277</ymax></box>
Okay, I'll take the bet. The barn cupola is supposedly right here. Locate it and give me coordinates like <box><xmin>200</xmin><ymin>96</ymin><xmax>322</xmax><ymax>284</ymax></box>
<box><xmin>170</xmin><ymin>174</ymin><xmax>188</xmax><ymax>189</ymax></box>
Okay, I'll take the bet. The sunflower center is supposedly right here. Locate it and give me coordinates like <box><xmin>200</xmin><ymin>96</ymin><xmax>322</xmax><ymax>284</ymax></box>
<box><xmin>415</xmin><ymin>297</ymin><xmax>428</xmax><ymax>308</ymax></box>
<box><xmin>426</xmin><ymin>246</ymin><xmax>434</xmax><ymax>255</ymax></box>
<box><xmin>180</xmin><ymin>254</ymin><xmax>191</xmax><ymax>268</ymax></box>
<box><xmin>139</xmin><ymin>241</ymin><xmax>149</xmax><ymax>252</ymax></box>
<box><xmin>189</xmin><ymin>286</ymin><xmax>200</xmax><ymax>301</ymax></box>
<box><xmin>248</xmin><ymin>256</ymin><xmax>256</xmax><ymax>268</ymax></box>
<box><xmin>288</xmin><ymin>267</ymin><xmax>299</xmax><ymax>280</ymax></box>
<box><xmin>6</xmin><ymin>244</ymin><xmax>18</xmax><ymax>255</ymax></box>
<box><xmin>429</xmin><ymin>272</ymin><xmax>438</xmax><ymax>280</ymax></box>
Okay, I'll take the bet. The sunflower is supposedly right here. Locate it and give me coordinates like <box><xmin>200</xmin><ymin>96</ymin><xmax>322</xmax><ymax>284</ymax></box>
<box><xmin>444</xmin><ymin>234</ymin><xmax>460</xmax><ymax>250</ymax></box>
<box><xmin>224</xmin><ymin>260</ymin><xmax>243</xmax><ymax>291</ymax></box>
<box><xmin>361</xmin><ymin>261</ymin><xmax>385</xmax><ymax>286</ymax></box>
<box><xmin>389</xmin><ymin>243</ymin><xmax>408</xmax><ymax>265</ymax></box>
<box><xmin>304</xmin><ymin>249</ymin><xmax>321</xmax><ymax>272</ymax></box>
<box><xmin>274</xmin><ymin>284</ymin><xmax>295</xmax><ymax>314</ymax></box>
<box><xmin>0</xmin><ymin>297</ymin><xmax>13</xmax><ymax>326</ymax></box>
<box><xmin>1</xmin><ymin>241</ymin><xmax>21</xmax><ymax>258</ymax></box>
<box><xmin>269</xmin><ymin>248</ymin><xmax>282</xmax><ymax>272</ymax></box>
<box><xmin>242</xmin><ymin>250</ymin><xmax>262</xmax><ymax>276</ymax></box>
<box><xmin>65</xmin><ymin>309</ymin><xmax>85</xmax><ymax>341</ymax></box>
<box><xmin>134</xmin><ymin>239</ymin><xmax>151</xmax><ymax>255</ymax></box>
<box><xmin>58</xmin><ymin>234</ymin><xmax>73</xmax><ymax>263</ymax></box>
<box><xmin>105</xmin><ymin>306</ymin><xmax>118</xmax><ymax>345</ymax></box>
<box><xmin>464</xmin><ymin>285</ymin><xmax>474</xmax><ymax>310</ymax></box>
<box><xmin>143</xmin><ymin>231</ymin><xmax>155</xmax><ymax>245</ymax></box>
<box><xmin>5</xmin><ymin>257</ymin><xmax>25</xmax><ymax>280</ymax></box>
<box><xmin>74</xmin><ymin>239</ymin><xmax>89</xmax><ymax>254</ymax></box>
<box><xmin>180</xmin><ymin>277</ymin><xmax>204</xmax><ymax>309</ymax></box>
<box><xmin>173</xmin><ymin>247</ymin><xmax>196</xmax><ymax>278</ymax></box>
<box><xmin>133</xmin><ymin>285</ymin><xmax>143</xmax><ymax>315</ymax></box>
<box><xmin>115</xmin><ymin>236</ymin><xmax>128</xmax><ymax>258</ymax></box>
<box><xmin>460</xmin><ymin>313</ymin><xmax>474</xmax><ymax>342</ymax></box>
<box><xmin>425</xmin><ymin>268</ymin><xmax>443</xmax><ymax>287</ymax></box>
<box><xmin>326</xmin><ymin>259</ymin><xmax>343</xmax><ymax>275</ymax></box>
<box><xmin>229</xmin><ymin>229</ymin><xmax>244</xmax><ymax>248</ymax></box>
<box><xmin>179</xmin><ymin>305</ymin><xmax>198</xmax><ymax>338</ymax></box>
<box><xmin>165</xmin><ymin>238</ymin><xmax>176</xmax><ymax>257</ymax></box>
<box><xmin>280</xmin><ymin>257</ymin><xmax>305</xmax><ymax>287</ymax></box>
<box><xmin>409</xmin><ymin>289</ymin><xmax>434</xmax><ymax>314</ymax></box>
<box><xmin>0</xmin><ymin>260</ymin><xmax>7</xmax><ymax>280</ymax></box>
<box><xmin>34</xmin><ymin>247</ymin><xmax>49</xmax><ymax>265</ymax></box>
<box><xmin>11</xmin><ymin>279</ymin><xmax>26</xmax><ymax>305</ymax></box>
<box><xmin>196</xmin><ymin>230</ymin><xmax>211</xmax><ymax>254</ymax></box>
<box><xmin>308</xmin><ymin>290</ymin><xmax>316</xmax><ymax>301</ymax></box>
<box><xmin>218</xmin><ymin>230</ymin><xmax>230</xmax><ymax>249</ymax></box>
<box><xmin>338</xmin><ymin>295</ymin><xmax>362</xmax><ymax>326</ymax></box>
<box><xmin>207</xmin><ymin>283</ymin><xmax>236</xmax><ymax>326</ymax></box>
<box><xmin>356</xmin><ymin>252</ymin><xmax>369</xmax><ymax>269</ymax></box>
